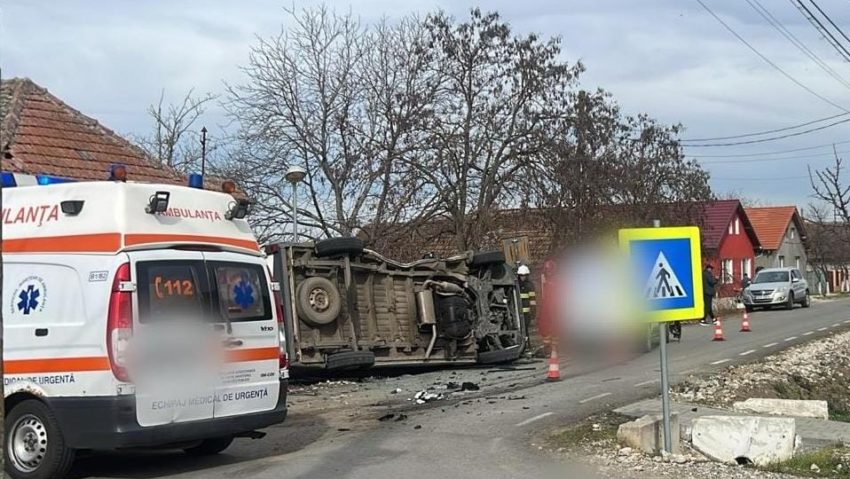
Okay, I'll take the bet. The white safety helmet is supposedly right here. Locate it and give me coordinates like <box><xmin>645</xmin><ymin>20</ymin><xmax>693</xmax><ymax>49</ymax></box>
<box><xmin>517</xmin><ymin>265</ymin><xmax>531</xmax><ymax>276</ymax></box>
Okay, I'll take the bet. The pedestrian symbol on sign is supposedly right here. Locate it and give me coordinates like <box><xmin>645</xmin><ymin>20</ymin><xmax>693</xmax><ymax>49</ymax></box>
<box><xmin>645</xmin><ymin>252</ymin><xmax>687</xmax><ymax>300</ymax></box>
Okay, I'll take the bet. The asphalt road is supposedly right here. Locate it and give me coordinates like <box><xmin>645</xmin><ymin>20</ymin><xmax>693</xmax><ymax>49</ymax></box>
<box><xmin>73</xmin><ymin>297</ymin><xmax>850</xmax><ymax>479</ymax></box>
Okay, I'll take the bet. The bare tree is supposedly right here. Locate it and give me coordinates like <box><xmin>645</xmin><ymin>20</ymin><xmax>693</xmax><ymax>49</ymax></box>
<box><xmin>420</xmin><ymin>8</ymin><xmax>582</xmax><ymax>251</ymax></box>
<box><xmin>134</xmin><ymin>89</ymin><xmax>217</xmax><ymax>173</ymax></box>
<box><xmin>222</xmin><ymin>7</ymin><xmax>440</xmax><ymax>244</ymax></box>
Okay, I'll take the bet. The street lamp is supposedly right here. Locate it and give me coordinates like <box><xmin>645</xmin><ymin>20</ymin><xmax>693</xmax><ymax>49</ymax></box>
<box><xmin>285</xmin><ymin>165</ymin><xmax>307</xmax><ymax>243</ymax></box>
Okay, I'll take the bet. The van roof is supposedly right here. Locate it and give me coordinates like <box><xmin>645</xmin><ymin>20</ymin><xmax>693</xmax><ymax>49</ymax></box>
<box><xmin>2</xmin><ymin>181</ymin><xmax>260</xmax><ymax>256</ymax></box>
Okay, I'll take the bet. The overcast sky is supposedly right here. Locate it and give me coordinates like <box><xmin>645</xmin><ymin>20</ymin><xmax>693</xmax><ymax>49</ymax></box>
<box><xmin>4</xmin><ymin>0</ymin><xmax>850</xmax><ymax>208</ymax></box>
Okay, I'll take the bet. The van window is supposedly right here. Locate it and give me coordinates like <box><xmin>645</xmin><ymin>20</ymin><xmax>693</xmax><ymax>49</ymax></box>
<box><xmin>209</xmin><ymin>262</ymin><xmax>271</xmax><ymax>322</ymax></box>
<box><xmin>137</xmin><ymin>261</ymin><xmax>209</xmax><ymax>323</ymax></box>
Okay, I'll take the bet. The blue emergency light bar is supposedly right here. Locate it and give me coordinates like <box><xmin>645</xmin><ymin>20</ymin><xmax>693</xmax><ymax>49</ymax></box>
<box><xmin>188</xmin><ymin>173</ymin><xmax>204</xmax><ymax>189</ymax></box>
<box><xmin>1</xmin><ymin>172</ymin><xmax>16</xmax><ymax>187</ymax></box>
<box><xmin>36</xmin><ymin>174</ymin><xmax>75</xmax><ymax>185</ymax></box>
<box><xmin>1</xmin><ymin>172</ymin><xmax>75</xmax><ymax>187</ymax></box>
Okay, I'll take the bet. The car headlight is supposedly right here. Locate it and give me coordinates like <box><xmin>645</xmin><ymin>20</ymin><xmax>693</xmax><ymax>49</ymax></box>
<box><xmin>777</xmin><ymin>286</ymin><xmax>789</xmax><ymax>294</ymax></box>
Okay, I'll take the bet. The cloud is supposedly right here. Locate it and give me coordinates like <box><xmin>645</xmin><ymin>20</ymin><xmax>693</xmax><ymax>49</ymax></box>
<box><xmin>4</xmin><ymin>0</ymin><xmax>850</xmax><ymax>206</ymax></box>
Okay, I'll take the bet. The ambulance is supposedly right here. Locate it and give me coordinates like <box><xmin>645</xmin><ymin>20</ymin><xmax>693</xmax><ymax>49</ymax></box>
<box><xmin>2</xmin><ymin>169</ymin><xmax>288</xmax><ymax>479</ymax></box>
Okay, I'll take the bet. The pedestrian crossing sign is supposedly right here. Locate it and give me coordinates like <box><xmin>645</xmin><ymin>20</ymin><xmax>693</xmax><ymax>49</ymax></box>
<box><xmin>619</xmin><ymin>226</ymin><xmax>704</xmax><ymax>322</ymax></box>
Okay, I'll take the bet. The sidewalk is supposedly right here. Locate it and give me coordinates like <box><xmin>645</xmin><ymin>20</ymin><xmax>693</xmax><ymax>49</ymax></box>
<box><xmin>615</xmin><ymin>398</ymin><xmax>850</xmax><ymax>448</ymax></box>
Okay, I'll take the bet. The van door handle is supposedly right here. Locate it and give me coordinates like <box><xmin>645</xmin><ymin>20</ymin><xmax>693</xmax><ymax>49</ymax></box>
<box><xmin>35</xmin><ymin>328</ymin><xmax>48</xmax><ymax>337</ymax></box>
<box><xmin>223</xmin><ymin>339</ymin><xmax>244</xmax><ymax>348</ymax></box>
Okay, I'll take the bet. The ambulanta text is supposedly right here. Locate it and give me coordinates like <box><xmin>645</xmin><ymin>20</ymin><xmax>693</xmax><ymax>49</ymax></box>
<box><xmin>2</xmin><ymin>204</ymin><xmax>60</xmax><ymax>227</ymax></box>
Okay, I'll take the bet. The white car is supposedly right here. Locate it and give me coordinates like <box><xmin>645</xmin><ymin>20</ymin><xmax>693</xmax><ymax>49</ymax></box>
<box><xmin>743</xmin><ymin>267</ymin><xmax>810</xmax><ymax>311</ymax></box>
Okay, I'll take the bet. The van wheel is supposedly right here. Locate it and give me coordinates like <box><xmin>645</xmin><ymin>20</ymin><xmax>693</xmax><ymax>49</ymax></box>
<box><xmin>184</xmin><ymin>436</ymin><xmax>234</xmax><ymax>456</ymax></box>
<box><xmin>296</xmin><ymin>277</ymin><xmax>342</xmax><ymax>326</ymax></box>
<box><xmin>469</xmin><ymin>251</ymin><xmax>506</xmax><ymax>267</ymax></box>
<box><xmin>315</xmin><ymin>237</ymin><xmax>364</xmax><ymax>258</ymax></box>
<box><xmin>5</xmin><ymin>399</ymin><xmax>75</xmax><ymax>479</ymax></box>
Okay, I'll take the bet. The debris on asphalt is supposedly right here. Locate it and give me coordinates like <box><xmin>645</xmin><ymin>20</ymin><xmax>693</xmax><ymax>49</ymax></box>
<box><xmin>394</xmin><ymin>414</ymin><xmax>408</xmax><ymax>422</ymax></box>
<box><xmin>461</xmin><ymin>381</ymin><xmax>480</xmax><ymax>391</ymax></box>
<box><xmin>413</xmin><ymin>390</ymin><xmax>445</xmax><ymax>404</ymax></box>
<box><xmin>391</xmin><ymin>388</ymin><xmax>402</xmax><ymax>394</ymax></box>
<box><xmin>378</xmin><ymin>413</ymin><xmax>395</xmax><ymax>422</ymax></box>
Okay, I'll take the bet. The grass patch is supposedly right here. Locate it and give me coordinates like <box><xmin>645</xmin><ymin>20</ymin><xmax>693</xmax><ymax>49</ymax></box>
<box><xmin>549</xmin><ymin>412</ymin><xmax>631</xmax><ymax>449</ymax></box>
<box><xmin>763</xmin><ymin>447</ymin><xmax>850</xmax><ymax>477</ymax></box>
<box><xmin>831</xmin><ymin>410</ymin><xmax>850</xmax><ymax>423</ymax></box>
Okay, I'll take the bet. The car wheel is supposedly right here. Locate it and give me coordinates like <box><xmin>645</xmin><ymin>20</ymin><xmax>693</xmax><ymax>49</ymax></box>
<box><xmin>802</xmin><ymin>291</ymin><xmax>811</xmax><ymax>308</ymax></box>
<box><xmin>785</xmin><ymin>292</ymin><xmax>794</xmax><ymax>310</ymax></box>
<box><xmin>184</xmin><ymin>436</ymin><xmax>234</xmax><ymax>456</ymax></box>
<box><xmin>745</xmin><ymin>305</ymin><xmax>753</xmax><ymax>313</ymax></box>
<box><xmin>295</xmin><ymin>276</ymin><xmax>342</xmax><ymax>326</ymax></box>
<box><xmin>5</xmin><ymin>399</ymin><xmax>75</xmax><ymax>479</ymax></box>
<box><xmin>315</xmin><ymin>237</ymin><xmax>364</xmax><ymax>258</ymax></box>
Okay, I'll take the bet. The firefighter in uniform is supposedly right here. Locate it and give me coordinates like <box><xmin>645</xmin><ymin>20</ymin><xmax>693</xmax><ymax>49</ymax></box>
<box><xmin>517</xmin><ymin>264</ymin><xmax>538</xmax><ymax>354</ymax></box>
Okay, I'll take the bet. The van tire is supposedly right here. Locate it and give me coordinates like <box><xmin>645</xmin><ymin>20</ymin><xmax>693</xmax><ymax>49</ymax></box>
<box><xmin>5</xmin><ymin>399</ymin><xmax>75</xmax><ymax>479</ymax></box>
<box><xmin>296</xmin><ymin>277</ymin><xmax>342</xmax><ymax>326</ymax></box>
<box><xmin>469</xmin><ymin>251</ymin><xmax>506</xmax><ymax>267</ymax></box>
<box><xmin>184</xmin><ymin>436</ymin><xmax>234</xmax><ymax>456</ymax></box>
<box><xmin>477</xmin><ymin>345</ymin><xmax>523</xmax><ymax>364</ymax></box>
<box><xmin>315</xmin><ymin>237</ymin><xmax>364</xmax><ymax>258</ymax></box>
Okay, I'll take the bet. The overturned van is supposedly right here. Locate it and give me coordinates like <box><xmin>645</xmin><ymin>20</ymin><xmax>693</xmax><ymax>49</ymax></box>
<box><xmin>266</xmin><ymin>238</ymin><xmax>526</xmax><ymax>371</ymax></box>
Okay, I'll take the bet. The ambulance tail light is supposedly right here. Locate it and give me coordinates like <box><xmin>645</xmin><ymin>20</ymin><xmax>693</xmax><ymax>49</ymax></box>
<box><xmin>268</xmin><ymin>268</ymin><xmax>288</xmax><ymax>371</ymax></box>
<box><xmin>107</xmin><ymin>262</ymin><xmax>133</xmax><ymax>382</ymax></box>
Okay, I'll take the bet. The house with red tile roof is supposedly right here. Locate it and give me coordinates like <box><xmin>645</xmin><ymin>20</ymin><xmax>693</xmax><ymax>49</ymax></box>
<box><xmin>696</xmin><ymin>199</ymin><xmax>760</xmax><ymax>296</ymax></box>
<box><xmin>746</xmin><ymin>206</ymin><xmax>808</xmax><ymax>274</ymax></box>
<box><xmin>1</xmin><ymin>77</ymin><xmax>186</xmax><ymax>184</ymax></box>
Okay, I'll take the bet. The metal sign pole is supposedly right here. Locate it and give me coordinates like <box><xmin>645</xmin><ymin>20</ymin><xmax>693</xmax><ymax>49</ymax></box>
<box><xmin>653</xmin><ymin>218</ymin><xmax>672</xmax><ymax>453</ymax></box>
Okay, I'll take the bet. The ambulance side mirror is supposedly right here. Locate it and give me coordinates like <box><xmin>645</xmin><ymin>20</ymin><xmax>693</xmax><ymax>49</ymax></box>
<box><xmin>146</xmin><ymin>191</ymin><xmax>170</xmax><ymax>214</ymax></box>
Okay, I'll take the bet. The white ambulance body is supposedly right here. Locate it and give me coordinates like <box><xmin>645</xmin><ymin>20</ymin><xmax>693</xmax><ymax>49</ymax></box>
<box><xmin>2</xmin><ymin>175</ymin><xmax>288</xmax><ymax>479</ymax></box>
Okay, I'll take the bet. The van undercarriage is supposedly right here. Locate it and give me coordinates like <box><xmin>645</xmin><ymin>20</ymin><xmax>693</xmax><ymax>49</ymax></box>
<box><xmin>268</xmin><ymin>239</ymin><xmax>526</xmax><ymax>372</ymax></box>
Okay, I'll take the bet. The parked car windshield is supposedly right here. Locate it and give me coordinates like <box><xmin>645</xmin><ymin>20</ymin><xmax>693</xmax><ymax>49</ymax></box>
<box><xmin>753</xmin><ymin>271</ymin><xmax>789</xmax><ymax>284</ymax></box>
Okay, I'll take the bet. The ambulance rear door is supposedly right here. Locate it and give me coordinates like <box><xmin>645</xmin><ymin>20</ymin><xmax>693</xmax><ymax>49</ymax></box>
<box><xmin>130</xmin><ymin>250</ymin><xmax>217</xmax><ymax>427</ymax></box>
<box><xmin>202</xmin><ymin>250</ymin><xmax>280</xmax><ymax>418</ymax></box>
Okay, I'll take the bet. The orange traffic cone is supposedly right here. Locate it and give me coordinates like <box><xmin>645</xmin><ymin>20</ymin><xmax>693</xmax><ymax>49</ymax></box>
<box><xmin>740</xmin><ymin>310</ymin><xmax>752</xmax><ymax>332</ymax></box>
<box><xmin>546</xmin><ymin>348</ymin><xmax>561</xmax><ymax>382</ymax></box>
<box><xmin>713</xmin><ymin>318</ymin><xmax>725</xmax><ymax>341</ymax></box>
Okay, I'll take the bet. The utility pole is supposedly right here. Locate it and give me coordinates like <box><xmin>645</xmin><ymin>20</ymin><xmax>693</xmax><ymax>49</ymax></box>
<box><xmin>200</xmin><ymin>126</ymin><xmax>207</xmax><ymax>179</ymax></box>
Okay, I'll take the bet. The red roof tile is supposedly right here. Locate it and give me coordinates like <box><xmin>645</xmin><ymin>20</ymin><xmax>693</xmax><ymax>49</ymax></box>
<box><xmin>745</xmin><ymin>206</ymin><xmax>803</xmax><ymax>251</ymax></box>
<box><xmin>1</xmin><ymin>77</ymin><xmax>184</xmax><ymax>184</ymax></box>
<box><xmin>693</xmin><ymin>199</ymin><xmax>759</xmax><ymax>251</ymax></box>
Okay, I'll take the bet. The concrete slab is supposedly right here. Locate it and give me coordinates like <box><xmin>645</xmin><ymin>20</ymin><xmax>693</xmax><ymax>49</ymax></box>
<box><xmin>732</xmin><ymin>398</ymin><xmax>828</xmax><ymax>420</ymax></box>
<box><xmin>691</xmin><ymin>416</ymin><xmax>796</xmax><ymax>466</ymax></box>
<box><xmin>616</xmin><ymin>413</ymin><xmax>681</xmax><ymax>454</ymax></box>
<box><xmin>616</xmin><ymin>398</ymin><xmax>850</xmax><ymax>448</ymax></box>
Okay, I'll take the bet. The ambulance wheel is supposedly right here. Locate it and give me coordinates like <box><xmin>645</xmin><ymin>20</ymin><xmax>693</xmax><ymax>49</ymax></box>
<box><xmin>296</xmin><ymin>277</ymin><xmax>342</xmax><ymax>326</ymax></box>
<box><xmin>184</xmin><ymin>436</ymin><xmax>234</xmax><ymax>456</ymax></box>
<box><xmin>315</xmin><ymin>237</ymin><xmax>364</xmax><ymax>258</ymax></box>
<box><xmin>5</xmin><ymin>399</ymin><xmax>75</xmax><ymax>479</ymax></box>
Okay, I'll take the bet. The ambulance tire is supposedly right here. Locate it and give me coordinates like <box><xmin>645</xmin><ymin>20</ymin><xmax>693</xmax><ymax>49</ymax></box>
<box><xmin>476</xmin><ymin>345</ymin><xmax>523</xmax><ymax>365</ymax></box>
<box><xmin>469</xmin><ymin>251</ymin><xmax>506</xmax><ymax>268</ymax></box>
<box><xmin>315</xmin><ymin>237</ymin><xmax>364</xmax><ymax>258</ymax></box>
<box><xmin>296</xmin><ymin>277</ymin><xmax>342</xmax><ymax>326</ymax></box>
<box><xmin>5</xmin><ymin>399</ymin><xmax>75</xmax><ymax>479</ymax></box>
<box><xmin>183</xmin><ymin>436</ymin><xmax>234</xmax><ymax>456</ymax></box>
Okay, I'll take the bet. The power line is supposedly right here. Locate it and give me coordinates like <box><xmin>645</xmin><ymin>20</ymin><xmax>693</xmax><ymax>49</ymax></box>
<box><xmin>681</xmin><ymin>111</ymin><xmax>850</xmax><ymax>142</ymax></box>
<box><xmin>743</xmin><ymin>0</ymin><xmax>850</xmax><ymax>91</ymax></box>
<box><xmin>681</xmin><ymin>117</ymin><xmax>850</xmax><ymax>146</ymax></box>
<box><xmin>791</xmin><ymin>0</ymin><xmax>850</xmax><ymax>62</ymax></box>
<box><xmin>695</xmin><ymin>148</ymin><xmax>850</xmax><ymax>163</ymax></box>
<box><xmin>684</xmin><ymin>138</ymin><xmax>850</xmax><ymax>157</ymax></box>
<box><xmin>696</xmin><ymin>0</ymin><xmax>850</xmax><ymax>113</ymax></box>
<box><xmin>808</xmin><ymin>1</ymin><xmax>850</xmax><ymax>52</ymax></box>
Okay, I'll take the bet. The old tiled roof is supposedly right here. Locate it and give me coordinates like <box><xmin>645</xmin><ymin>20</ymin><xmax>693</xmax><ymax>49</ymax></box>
<box><xmin>0</xmin><ymin>77</ymin><xmax>183</xmax><ymax>183</ymax></box>
<box><xmin>745</xmin><ymin>206</ymin><xmax>805</xmax><ymax>251</ymax></box>
<box><xmin>695</xmin><ymin>199</ymin><xmax>759</xmax><ymax>251</ymax></box>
